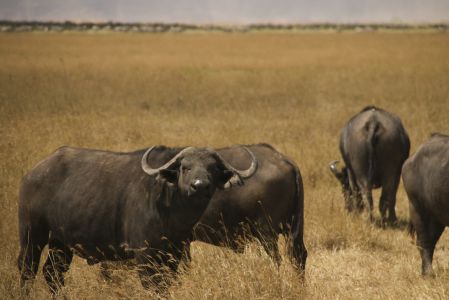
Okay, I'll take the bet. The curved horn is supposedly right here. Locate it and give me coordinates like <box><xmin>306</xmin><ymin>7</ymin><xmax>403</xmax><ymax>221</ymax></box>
<box><xmin>141</xmin><ymin>146</ymin><xmax>195</xmax><ymax>176</ymax></box>
<box><xmin>213</xmin><ymin>146</ymin><xmax>258</xmax><ymax>178</ymax></box>
<box><xmin>329</xmin><ymin>160</ymin><xmax>340</xmax><ymax>176</ymax></box>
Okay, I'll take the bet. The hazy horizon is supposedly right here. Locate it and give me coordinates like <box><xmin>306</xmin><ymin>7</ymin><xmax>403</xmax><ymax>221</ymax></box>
<box><xmin>1</xmin><ymin>0</ymin><xmax>449</xmax><ymax>24</ymax></box>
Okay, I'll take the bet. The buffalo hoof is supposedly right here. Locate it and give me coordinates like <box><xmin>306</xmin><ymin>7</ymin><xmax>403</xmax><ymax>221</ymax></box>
<box><xmin>19</xmin><ymin>281</ymin><xmax>33</xmax><ymax>298</ymax></box>
<box><xmin>99</xmin><ymin>266</ymin><xmax>113</xmax><ymax>283</ymax></box>
<box><xmin>422</xmin><ymin>268</ymin><xmax>436</xmax><ymax>278</ymax></box>
<box><xmin>388</xmin><ymin>217</ymin><xmax>398</xmax><ymax>226</ymax></box>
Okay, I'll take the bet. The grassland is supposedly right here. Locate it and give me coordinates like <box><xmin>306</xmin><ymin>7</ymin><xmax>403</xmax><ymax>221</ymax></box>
<box><xmin>1</xmin><ymin>31</ymin><xmax>449</xmax><ymax>299</ymax></box>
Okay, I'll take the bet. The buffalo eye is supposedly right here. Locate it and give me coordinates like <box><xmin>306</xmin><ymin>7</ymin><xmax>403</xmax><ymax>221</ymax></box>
<box><xmin>219</xmin><ymin>170</ymin><xmax>234</xmax><ymax>186</ymax></box>
<box><xmin>158</xmin><ymin>169</ymin><xmax>178</xmax><ymax>184</ymax></box>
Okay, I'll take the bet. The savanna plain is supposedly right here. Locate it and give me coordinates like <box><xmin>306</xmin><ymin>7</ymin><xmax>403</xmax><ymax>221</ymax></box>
<box><xmin>1</xmin><ymin>31</ymin><xmax>449</xmax><ymax>299</ymax></box>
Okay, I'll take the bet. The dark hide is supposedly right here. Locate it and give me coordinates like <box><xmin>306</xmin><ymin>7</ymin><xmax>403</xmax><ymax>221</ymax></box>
<box><xmin>17</xmin><ymin>145</ymin><xmax>249</xmax><ymax>294</ymax></box>
<box><xmin>402</xmin><ymin>133</ymin><xmax>449</xmax><ymax>276</ymax></box>
<box><xmin>330</xmin><ymin>106</ymin><xmax>410</xmax><ymax>223</ymax></box>
<box><xmin>131</xmin><ymin>144</ymin><xmax>307</xmax><ymax>274</ymax></box>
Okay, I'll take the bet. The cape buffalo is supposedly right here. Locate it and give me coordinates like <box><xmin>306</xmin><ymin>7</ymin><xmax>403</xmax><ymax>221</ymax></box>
<box><xmin>403</xmin><ymin>133</ymin><xmax>449</xmax><ymax>276</ymax></box>
<box><xmin>329</xmin><ymin>106</ymin><xmax>410</xmax><ymax>223</ymax></box>
<box><xmin>118</xmin><ymin>144</ymin><xmax>307</xmax><ymax>274</ymax></box>
<box><xmin>17</xmin><ymin>145</ymin><xmax>257</xmax><ymax>294</ymax></box>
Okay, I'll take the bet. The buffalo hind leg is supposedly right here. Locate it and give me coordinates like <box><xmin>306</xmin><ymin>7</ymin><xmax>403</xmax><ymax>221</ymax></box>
<box><xmin>42</xmin><ymin>239</ymin><xmax>73</xmax><ymax>294</ymax></box>
<box><xmin>254</xmin><ymin>225</ymin><xmax>281</xmax><ymax>267</ymax></box>
<box><xmin>282</xmin><ymin>223</ymin><xmax>307</xmax><ymax>276</ymax></box>
<box><xmin>361</xmin><ymin>188</ymin><xmax>374</xmax><ymax>222</ymax></box>
<box><xmin>18</xmin><ymin>244</ymin><xmax>44</xmax><ymax>291</ymax></box>
<box><xmin>409</xmin><ymin>202</ymin><xmax>445</xmax><ymax>276</ymax></box>
<box><xmin>290</xmin><ymin>234</ymin><xmax>307</xmax><ymax>276</ymax></box>
<box><xmin>417</xmin><ymin>220</ymin><xmax>445</xmax><ymax>276</ymax></box>
<box><xmin>379</xmin><ymin>194</ymin><xmax>388</xmax><ymax>225</ymax></box>
<box><xmin>379</xmin><ymin>171</ymin><xmax>400</xmax><ymax>225</ymax></box>
<box><xmin>17</xmin><ymin>227</ymin><xmax>47</xmax><ymax>292</ymax></box>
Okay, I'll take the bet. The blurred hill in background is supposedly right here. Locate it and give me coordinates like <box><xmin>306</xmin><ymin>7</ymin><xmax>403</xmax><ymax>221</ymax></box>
<box><xmin>1</xmin><ymin>0</ymin><xmax>449</xmax><ymax>24</ymax></box>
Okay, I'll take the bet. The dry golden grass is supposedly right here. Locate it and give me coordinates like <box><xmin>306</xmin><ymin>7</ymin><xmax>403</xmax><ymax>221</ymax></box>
<box><xmin>1</xmin><ymin>31</ymin><xmax>449</xmax><ymax>299</ymax></box>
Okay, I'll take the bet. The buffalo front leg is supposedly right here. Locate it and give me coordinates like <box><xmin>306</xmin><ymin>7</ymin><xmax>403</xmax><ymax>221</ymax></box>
<box><xmin>348</xmin><ymin>170</ymin><xmax>364</xmax><ymax>213</ymax></box>
<box><xmin>138</xmin><ymin>264</ymin><xmax>169</xmax><ymax>293</ymax></box>
<box><xmin>136</xmin><ymin>250</ymin><xmax>181</xmax><ymax>294</ymax></box>
<box><xmin>180</xmin><ymin>240</ymin><xmax>192</xmax><ymax>267</ymax></box>
<box><xmin>353</xmin><ymin>191</ymin><xmax>364</xmax><ymax>213</ymax></box>
<box><xmin>100</xmin><ymin>261</ymin><xmax>137</xmax><ymax>282</ymax></box>
<box><xmin>42</xmin><ymin>240</ymin><xmax>73</xmax><ymax>295</ymax></box>
<box><xmin>99</xmin><ymin>262</ymin><xmax>117</xmax><ymax>282</ymax></box>
<box><xmin>343</xmin><ymin>189</ymin><xmax>354</xmax><ymax>212</ymax></box>
<box><xmin>99</xmin><ymin>262</ymin><xmax>113</xmax><ymax>282</ymax></box>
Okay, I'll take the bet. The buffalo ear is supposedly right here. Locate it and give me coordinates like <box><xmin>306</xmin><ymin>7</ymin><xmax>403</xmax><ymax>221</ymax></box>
<box><xmin>155</xmin><ymin>169</ymin><xmax>178</xmax><ymax>210</ymax></box>
<box><xmin>332</xmin><ymin>168</ymin><xmax>351</xmax><ymax>193</ymax></box>
<box><xmin>154</xmin><ymin>177</ymin><xmax>177</xmax><ymax>210</ymax></box>
<box><xmin>329</xmin><ymin>163</ymin><xmax>344</xmax><ymax>184</ymax></box>
<box><xmin>161</xmin><ymin>181</ymin><xmax>176</xmax><ymax>209</ymax></box>
<box><xmin>158</xmin><ymin>169</ymin><xmax>178</xmax><ymax>184</ymax></box>
<box><xmin>219</xmin><ymin>170</ymin><xmax>243</xmax><ymax>189</ymax></box>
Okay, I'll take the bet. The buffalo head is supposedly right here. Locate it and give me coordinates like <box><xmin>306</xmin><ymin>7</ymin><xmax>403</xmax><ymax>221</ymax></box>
<box><xmin>329</xmin><ymin>160</ymin><xmax>349</xmax><ymax>191</ymax></box>
<box><xmin>329</xmin><ymin>160</ymin><xmax>360</xmax><ymax>211</ymax></box>
<box><xmin>142</xmin><ymin>146</ymin><xmax>257</xmax><ymax>209</ymax></box>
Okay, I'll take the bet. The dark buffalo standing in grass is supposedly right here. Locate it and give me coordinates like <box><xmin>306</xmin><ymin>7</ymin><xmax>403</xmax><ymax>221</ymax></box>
<box><xmin>403</xmin><ymin>133</ymin><xmax>449</xmax><ymax>276</ymax></box>
<box><xmin>330</xmin><ymin>106</ymin><xmax>410</xmax><ymax>223</ymax></box>
<box><xmin>17</xmin><ymin>145</ymin><xmax>257</xmax><ymax>294</ymax></box>
<box><xmin>138</xmin><ymin>143</ymin><xmax>307</xmax><ymax>273</ymax></box>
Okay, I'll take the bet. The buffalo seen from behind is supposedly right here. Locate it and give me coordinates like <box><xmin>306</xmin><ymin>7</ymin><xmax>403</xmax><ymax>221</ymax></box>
<box><xmin>330</xmin><ymin>106</ymin><xmax>410</xmax><ymax>224</ymax></box>
<box><xmin>403</xmin><ymin>133</ymin><xmax>449</xmax><ymax>276</ymax></box>
<box><xmin>17</xmin><ymin>145</ymin><xmax>257</xmax><ymax>294</ymax></box>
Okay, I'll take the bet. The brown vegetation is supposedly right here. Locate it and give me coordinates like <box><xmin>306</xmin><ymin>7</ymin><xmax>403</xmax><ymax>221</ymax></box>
<box><xmin>1</xmin><ymin>32</ymin><xmax>449</xmax><ymax>299</ymax></box>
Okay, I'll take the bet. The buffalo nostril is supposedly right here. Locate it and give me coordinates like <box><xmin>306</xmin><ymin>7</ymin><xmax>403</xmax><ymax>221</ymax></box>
<box><xmin>190</xmin><ymin>179</ymin><xmax>210</xmax><ymax>192</ymax></box>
